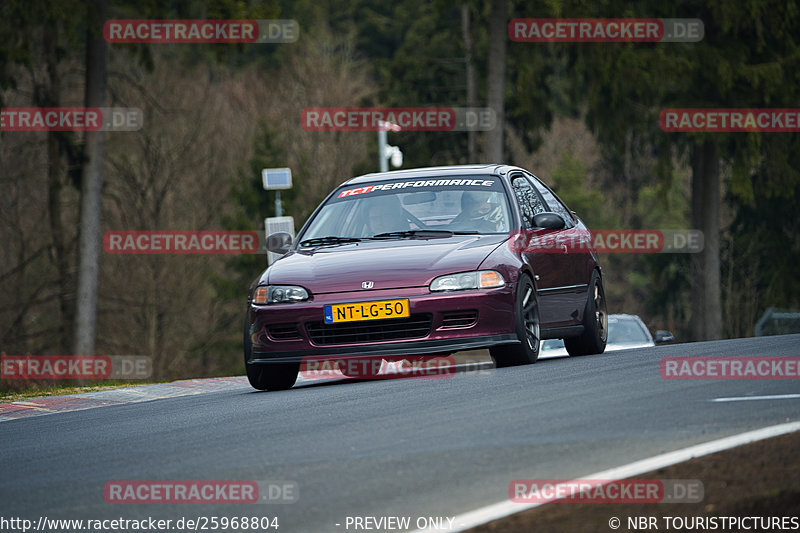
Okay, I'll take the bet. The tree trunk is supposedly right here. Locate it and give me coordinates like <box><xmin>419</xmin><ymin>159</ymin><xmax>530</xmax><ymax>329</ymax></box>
<box><xmin>690</xmin><ymin>145</ymin><xmax>705</xmax><ymax>340</ymax></box>
<box><xmin>72</xmin><ymin>0</ymin><xmax>107</xmax><ymax>356</ymax></box>
<box><xmin>485</xmin><ymin>0</ymin><xmax>506</xmax><ymax>162</ymax></box>
<box><xmin>690</xmin><ymin>139</ymin><xmax>722</xmax><ymax>340</ymax></box>
<box><xmin>42</xmin><ymin>20</ymin><xmax>74</xmax><ymax>353</ymax></box>
<box><xmin>461</xmin><ymin>4</ymin><xmax>477</xmax><ymax>162</ymax></box>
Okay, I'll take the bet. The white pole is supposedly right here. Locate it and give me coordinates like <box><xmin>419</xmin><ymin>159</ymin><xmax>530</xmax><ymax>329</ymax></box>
<box><xmin>378</xmin><ymin>127</ymin><xmax>388</xmax><ymax>172</ymax></box>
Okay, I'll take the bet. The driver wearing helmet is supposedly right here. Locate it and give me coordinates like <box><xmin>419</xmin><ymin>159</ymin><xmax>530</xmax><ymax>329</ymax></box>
<box><xmin>365</xmin><ymin>195</ymin><xmax>410</xmax><ymax>236</ymax></box>
<box><xmin>449</xmin><ymin>191</ymin><xmax>499</xmax><ymax>233</ymax></box>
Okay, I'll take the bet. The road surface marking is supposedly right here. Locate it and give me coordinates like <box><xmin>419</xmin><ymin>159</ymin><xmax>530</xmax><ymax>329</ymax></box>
<box><xmin>411</xmin><ymin>420</ymin><xmax>800</xmax><ymax>533</ymax></box>
<box><xmin>711</xmin><ymin>393</ymin><xmax>800</xmax><ymax>402</ymax></box>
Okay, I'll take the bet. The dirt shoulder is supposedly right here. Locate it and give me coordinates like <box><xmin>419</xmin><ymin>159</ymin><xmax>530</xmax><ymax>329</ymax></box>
<box><xmin>468</xmin><ymin>430</ymin><xmax>800</xmax><ymax>533</ymax></box>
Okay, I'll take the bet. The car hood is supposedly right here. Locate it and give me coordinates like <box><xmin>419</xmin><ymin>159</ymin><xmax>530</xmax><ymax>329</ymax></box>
<box><xmin>265</xmin><ymin>235</ymin><xmax>507</xmax><ymax>294</ymax></box>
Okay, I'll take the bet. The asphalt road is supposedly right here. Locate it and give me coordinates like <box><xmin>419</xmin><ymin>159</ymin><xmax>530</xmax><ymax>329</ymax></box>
<box><xmin>1</xmin><ymin>335</ymin><xmax>799</xmax><ymax>533</ymax></box>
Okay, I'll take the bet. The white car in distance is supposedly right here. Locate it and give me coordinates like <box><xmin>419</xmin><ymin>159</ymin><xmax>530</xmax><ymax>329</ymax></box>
<box><xmin>539</xmin><ymin>314</ymin><xmax>674</xmax><ymax>357</ymax></box>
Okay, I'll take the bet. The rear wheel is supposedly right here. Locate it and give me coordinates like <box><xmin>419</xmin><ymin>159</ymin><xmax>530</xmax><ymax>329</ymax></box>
<box><xmin>490</xmin><ymin>274</ymin><xmax>540</xmax><ymax>367</ymax></box>
<box><xmin>565</xmin><ymin>270</ymin><xmax>607</xmax><ymax>356</ymax></box>
<box><xmin>244</xmin><ymin>313</ymin><xmax>299</xmax><ymax>390</ymax></box>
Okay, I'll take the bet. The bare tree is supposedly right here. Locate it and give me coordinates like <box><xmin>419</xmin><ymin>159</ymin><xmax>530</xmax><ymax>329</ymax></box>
<box><xmin>72</xmin><ymin>0</ymin><xmax>107</xmax><ymax>356</ymax></box>
<box><xmin>691</xmin><ymin>139</ymin><xmax>722</xmax><ymax>340</ymax></box>
<box><xmin>461</xmin><ymin>4</ymin><xmax>477</xmax><ymax>162</ymax></box>
<box><xmin>100</xmin><ymin>52</ymin><xmax>262</xmax><ymax>379</ymax></box>
<box><xmin>486</xmin><ymin>0</ymin><xmax>506</xmax><ymax>162</ymax></box>
<box><xmin>263</xmin><ymin>26</ymin><xmax>376</xmax><ymax>220</ymax></box>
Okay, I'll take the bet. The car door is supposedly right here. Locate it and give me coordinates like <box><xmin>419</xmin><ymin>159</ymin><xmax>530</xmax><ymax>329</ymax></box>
<box><xmin>509</xmin><ymin>174</ymin><xmax>578</xmax><ymax>325</ymax></box>
<box><xmin>525</xmin><ymin>173</ymin><xmax>593</xmax><ymax>323</ymax></box>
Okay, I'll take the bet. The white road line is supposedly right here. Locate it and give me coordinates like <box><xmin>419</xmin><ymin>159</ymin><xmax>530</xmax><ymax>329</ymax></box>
<box><xmin>712</xmin><ymin>394</ymin><xmax>800</xmax><ymax>402</ymax></box>
<box><xmin>411</xmin><ymin>420</ymin><xmax>800</xmax><ymax>533</ymax></box>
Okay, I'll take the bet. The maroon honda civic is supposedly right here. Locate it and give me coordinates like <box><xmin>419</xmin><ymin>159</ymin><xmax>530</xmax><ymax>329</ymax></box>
<box><xmin>245</xmin><ymin>164</ymin><xmax>607</xmax><ymax>390</ymax></box>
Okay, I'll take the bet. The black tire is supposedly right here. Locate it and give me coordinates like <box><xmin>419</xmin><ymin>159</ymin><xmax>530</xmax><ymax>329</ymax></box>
<box><xmin>490</xmin><ymin>274</ymin><xmax>540</xmax><ymax>367</ymax></box>
<box><xmin>244</xmin><ymin>313</ymin><xmax>299</xmax><ymax>391</ymax></box>
<box><xmin>246</xmin><ymin>362</ymin><xmax>299</xmax><ymax>391</ymax></box>
<box><xmin>565</xmin><ymin>270</ymin><xmax>607</xmax><ymax>356</ymax></box>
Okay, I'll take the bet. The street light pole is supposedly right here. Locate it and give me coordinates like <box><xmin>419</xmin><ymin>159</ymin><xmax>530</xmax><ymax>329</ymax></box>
<box><xmin>378</xmin><ymin>120</ymin><xmax>402</xmax><ymax>172</ymax></box>
<box><xmin>378</xmin><ymin>128</ymin><xmax>388</xmax><ymax>172</ymax></box>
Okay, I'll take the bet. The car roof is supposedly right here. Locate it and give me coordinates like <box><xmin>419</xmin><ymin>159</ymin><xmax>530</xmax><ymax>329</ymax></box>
<box><xmin>344</xmin><ymin>164</ymin><xmax>520</xmax><ymax>185</ymax></box>
<box><xmin>608</xmin><ymin>314</ymin><xmax>642</xmax><ymax>322</ymax></box>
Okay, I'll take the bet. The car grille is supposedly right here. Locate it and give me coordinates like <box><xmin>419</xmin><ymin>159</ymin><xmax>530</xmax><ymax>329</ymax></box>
<box><xmin>306</xmin><ymin>314</ymin><xmax>433</xmax><ymax>345</ymax></box>
<box><xmin>441</xmin><ymin>311</ymin><xmax>478</xmax><ymax>328</ymax></box>
<box><xmin>267</xmin><ymin>324</ymin><xmax>302</xmax><ymax>340</ymax></box>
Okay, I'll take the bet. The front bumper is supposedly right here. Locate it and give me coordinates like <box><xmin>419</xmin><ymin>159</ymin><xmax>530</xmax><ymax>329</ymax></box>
<box><xmin>247</xmin><ymin>286</ymin><xmax>518</xmax><ymax>364</ymax></box>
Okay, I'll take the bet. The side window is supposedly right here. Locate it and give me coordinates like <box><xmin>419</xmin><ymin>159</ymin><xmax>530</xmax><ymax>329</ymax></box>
<box><xmin>511</xmin><ymin>176</ymin><xmax>546</xmax><ymax>228</ymax></box>
<box><xmin>528</xmin><ymin>176</ymin><xmax>575</xmax><ymax>228</ymax></box>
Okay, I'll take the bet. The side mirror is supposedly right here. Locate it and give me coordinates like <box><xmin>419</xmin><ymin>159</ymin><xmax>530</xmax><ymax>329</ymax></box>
<box><xmin>267</xmin><ymin>232</ymin><xmax>292</xmax><ymax>255</ymax></box>
<box><xmin>532</xmin><ymin>212</ymin><xmax>566</xmax><ymax>230</ymax></box>
<box><xmin>654</xmin><ymin>330</ymin><xmax>675</xmax><ymax>344</ymax></box>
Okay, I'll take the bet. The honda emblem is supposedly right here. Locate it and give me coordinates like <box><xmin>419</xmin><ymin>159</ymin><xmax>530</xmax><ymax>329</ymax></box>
<box><xmin>361</xmin><ymin>281</ymin><xmax>374</xmax><ymax>289</ymax></box>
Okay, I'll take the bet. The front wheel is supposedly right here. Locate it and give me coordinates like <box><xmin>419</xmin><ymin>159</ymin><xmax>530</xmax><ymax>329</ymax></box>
<box><xmin>490</xmin><ymin>274</ymin><xmax>540</xmax><ymax>367</ymax></box>
<box><xmin>244</xmin><ymin>313</ymin><xmax>299</xmax><ymax>390</ymax></box>
<box><xmin>565</xmin><ymin>270</ymin><xmax>607</xmax><ymax>356</ymax></box>
<box><xmin>246</xmin><ymin>362</ymin><xmax>299</xmax><ymax>391</ymax></box>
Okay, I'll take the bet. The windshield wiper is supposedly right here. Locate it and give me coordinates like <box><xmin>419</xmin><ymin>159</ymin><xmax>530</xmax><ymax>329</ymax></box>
<box><xmin>299</xmin><ymin>236</ymin><xmax>362</xmax><ymax>247</ymax></box>
<box><xmin>371</xmin><ymin>230</ymin><xmax>454</xmax><ymax>239</ymax></box>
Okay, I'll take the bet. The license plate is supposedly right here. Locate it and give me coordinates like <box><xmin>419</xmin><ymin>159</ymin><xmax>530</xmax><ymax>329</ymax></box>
<box><xmin>324</xmin><ymin>299</ymin><xmax>410</xmax><ymax>324</ymax></box>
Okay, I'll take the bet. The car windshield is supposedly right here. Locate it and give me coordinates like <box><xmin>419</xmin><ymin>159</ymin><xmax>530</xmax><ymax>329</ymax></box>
<box><xmin>607</xmin><ymin>318</ymin><xmax>650</xmax><ymax>344</ymax></box>
<box><xmin>300</xmin><ymin>176</ymin><xmax>512</xmax><ymax>242</ymax></box>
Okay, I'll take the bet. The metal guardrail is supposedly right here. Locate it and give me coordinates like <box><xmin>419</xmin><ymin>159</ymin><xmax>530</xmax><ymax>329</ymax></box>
<box><xmin>754</xmin><ymin>307</ymin><xmax>800</xmax><ymax>336</ymax></box>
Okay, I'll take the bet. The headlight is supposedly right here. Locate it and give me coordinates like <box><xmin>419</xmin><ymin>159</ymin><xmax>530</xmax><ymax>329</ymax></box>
<box><xmin>252</xmin><ymin>285</ymin><xmax>309</xmax><ymax>304</ymax></box>
<box><xmin>429</xmin><ymin>270</ymin><xmax>505</xmax><ymax>292</ymax></box>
